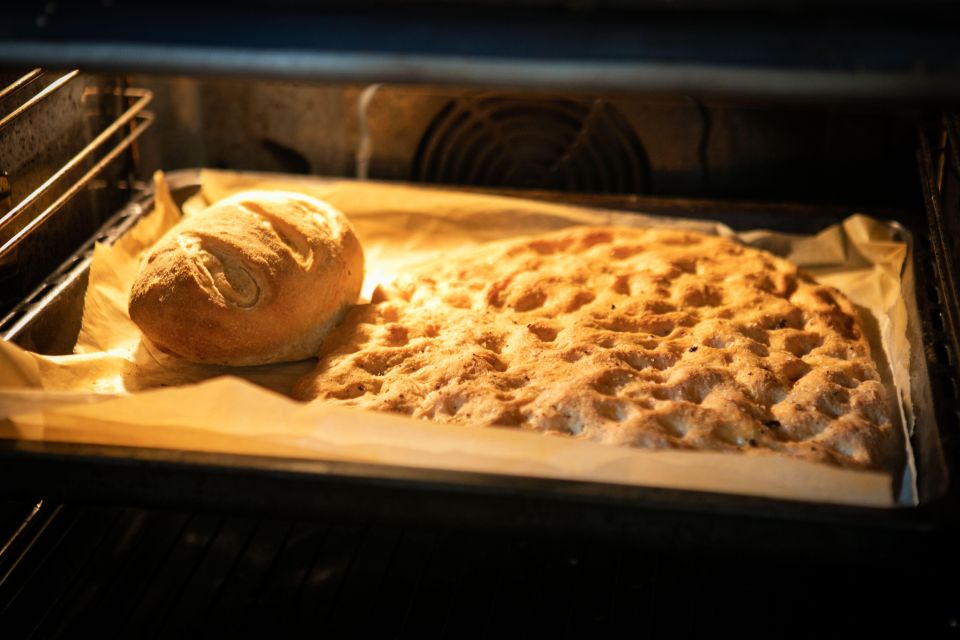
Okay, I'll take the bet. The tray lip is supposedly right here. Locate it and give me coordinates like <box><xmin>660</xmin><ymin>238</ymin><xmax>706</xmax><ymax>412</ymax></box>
<box><xmin>1</xmin><ymin>167</ymin><xmax>953</xmax><ymax>526</ymax></box>
<box><xmin>0</xmin><ymin>437</ymin><xmax>946</xmax><ymax>527</ymax></box>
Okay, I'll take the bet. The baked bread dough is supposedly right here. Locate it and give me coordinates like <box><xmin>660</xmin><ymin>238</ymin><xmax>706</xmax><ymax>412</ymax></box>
<box><xmin>294</xmin><ymin>225</ymin><xmax>897</xmax><ymax>471</ymax></box>
<box><xmin>129</xmin><ymin>191</ymin><xmax>364</xmax><ymax>366</ymax></box>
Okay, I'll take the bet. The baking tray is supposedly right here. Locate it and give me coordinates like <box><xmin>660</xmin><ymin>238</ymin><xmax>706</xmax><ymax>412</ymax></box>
<box><xmin>0</xmin><ymin>168</ymin><xmax>957</xmax><ymax>566</ymax></box>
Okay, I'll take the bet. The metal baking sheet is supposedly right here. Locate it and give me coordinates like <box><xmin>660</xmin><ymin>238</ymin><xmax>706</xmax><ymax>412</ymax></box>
<box><xmin>0</xmin><ymin>168</ymin><xmax>953</xmax><ymax>558</ymax></box>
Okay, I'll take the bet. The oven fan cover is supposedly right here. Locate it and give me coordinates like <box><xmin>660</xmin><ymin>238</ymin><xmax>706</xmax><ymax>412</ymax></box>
<box><xmin>411</xmin><ymin>94</ymin><xmax>649</xmax><ymax>194</ymax></box>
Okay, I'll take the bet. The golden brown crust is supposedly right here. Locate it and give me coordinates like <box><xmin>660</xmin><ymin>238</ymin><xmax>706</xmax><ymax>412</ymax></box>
<box><xmin>129</xmin><ymin>191</ymin><xmax>364</xmax><ymax>366</ymax></box>
<box><xmin>293</xmin><ymin>225</ymin><xmax>896</xmax><ymax>471</ymax></box>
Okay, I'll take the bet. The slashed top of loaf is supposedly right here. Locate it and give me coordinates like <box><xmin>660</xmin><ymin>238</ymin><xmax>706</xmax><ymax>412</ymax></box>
<box><xmin>160</xmin><ymin>194</ymin><xmax>338</xmax><ymax>309</ymax></box>
<box><xmin>293</xmin><ymin>226</ymin><xmax>897</xmax><ymax>471</ymax></box>
<box><xmin>130</xmin><ymin>190</ymin><xmax>363</xmax><ymax>366</ymax></box>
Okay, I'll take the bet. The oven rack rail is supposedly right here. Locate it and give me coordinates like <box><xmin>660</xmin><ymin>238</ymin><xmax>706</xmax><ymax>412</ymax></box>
<box><xmin>0</xmin><ymin>179</ymin><xmax>150</xmax><ymax>342</ymax></box>
<box><xmin>0</xmin><ymin>69</ymin><xmax>153</xmax><ymax>262</ymax></box>
<box><xmin>918</xmin><ymin>116</ymin><xmax>960</xmax><ymax>478</ymax></box>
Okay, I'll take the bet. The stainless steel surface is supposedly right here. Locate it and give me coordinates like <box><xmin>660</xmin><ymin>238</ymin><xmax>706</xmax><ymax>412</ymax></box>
<box><xmin>133</xmin><ymin>78</ymin><xmax>922</xmax><ymax>209</ymax></box>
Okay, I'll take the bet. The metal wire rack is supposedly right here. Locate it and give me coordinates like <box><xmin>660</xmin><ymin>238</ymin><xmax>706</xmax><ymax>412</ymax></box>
<box><xmin>0</xmin><ymin>500</ymin><xmax>954</xmax><ymax>637</ymax></box>
<box><xmin>0</xmin><ymin>68</ymin><xmax>153</xmax><ymax>321</ymax></box>
<box><xmin>0</xmin><ymin>69</ymin><xmax>153</xmax><ymax>260</ymax></box>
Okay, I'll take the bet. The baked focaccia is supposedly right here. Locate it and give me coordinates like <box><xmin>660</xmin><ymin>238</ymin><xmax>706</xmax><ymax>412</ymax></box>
<box><xmin>293</xmin><ymin>226</ymin><xmax>897</xmax><ymax>471</ymax></box>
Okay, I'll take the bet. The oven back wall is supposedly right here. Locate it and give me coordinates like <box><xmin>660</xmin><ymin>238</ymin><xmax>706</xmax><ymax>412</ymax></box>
<box><xmin>134</xmin><ymin>76</ymin><xmax>925</xmax><ymax>209</ymax></box>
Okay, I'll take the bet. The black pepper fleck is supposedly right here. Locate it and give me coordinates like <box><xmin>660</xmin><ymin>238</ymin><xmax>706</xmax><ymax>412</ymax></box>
<box><xmin>357</xmin><ymin>385</ymin><xmax>365</xmax><ymax>391</ymax></box>
<box><xmin>689</xmin><ymin>346</ymin><xmax>698</xmax><ymax>353</ymax></box>
<box><xmin>611</xmin><ymin>304</ymin><xmax>616</xmax><ymax>310</ymax></box>
<box><xmin>763</xmin><ymin>420</ymin><xmax>781</xmax><ymax>429</ymax></box>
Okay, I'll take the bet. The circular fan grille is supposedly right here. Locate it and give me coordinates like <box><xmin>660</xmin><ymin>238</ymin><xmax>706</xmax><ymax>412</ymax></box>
<box><xmin>412</xmin><ymin>95</ymin><xmax>649</xmax><ymax>194</ymax></box>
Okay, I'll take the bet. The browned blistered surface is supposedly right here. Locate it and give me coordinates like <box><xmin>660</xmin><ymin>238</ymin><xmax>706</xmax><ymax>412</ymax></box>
<box><xmin>294</xmin><ymin>225</ymin><xmax>895</xmax><ymax>470</ymax></box>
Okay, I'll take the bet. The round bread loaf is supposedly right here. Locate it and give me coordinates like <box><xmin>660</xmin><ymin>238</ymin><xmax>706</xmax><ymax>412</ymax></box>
<box><xmin>129</xmin><ymin>191</ymin><xmax>364</xmax><ymax>366</ymax></box>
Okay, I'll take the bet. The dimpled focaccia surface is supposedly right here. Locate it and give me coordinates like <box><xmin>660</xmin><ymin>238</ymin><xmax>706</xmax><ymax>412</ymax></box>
<box><xmin>294</xmin><ymin>226</ymin><xmax>896</xmax><ymax>471</ymax></box>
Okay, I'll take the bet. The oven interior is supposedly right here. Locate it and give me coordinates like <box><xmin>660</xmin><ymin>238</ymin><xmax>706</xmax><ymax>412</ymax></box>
<box><xmin>1</xmin><ymin>63</ymin><xmax>959</xmax><ymax>632</ymax></box>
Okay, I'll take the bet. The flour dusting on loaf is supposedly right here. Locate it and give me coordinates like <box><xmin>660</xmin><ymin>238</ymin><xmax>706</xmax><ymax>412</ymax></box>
<box><xmin>293</xmin><ymin>225</ymin><xmax>896</xmax><ymax>471</ymax></box>
<box><xmin>129</xmin><ymin>191</ymin><xmax>364</xmax><ymax>366</ymax></box>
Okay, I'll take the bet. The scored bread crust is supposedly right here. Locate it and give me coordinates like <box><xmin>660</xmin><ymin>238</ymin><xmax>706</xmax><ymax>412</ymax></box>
<box><xmin>293</xmin><ymin>225</ymin><xmax>897</xmax><ymax>471</ymax></box>
<box><xmin>129</xmin><ymin>191</ymin><xmax>364</xmax><ymax>366</ymax></box>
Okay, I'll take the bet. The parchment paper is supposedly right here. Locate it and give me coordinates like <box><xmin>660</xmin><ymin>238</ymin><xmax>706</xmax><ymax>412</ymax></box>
<box><xmin>0</xmin><ymin>169</ymin><xmax>913</xmax><ymax>507</ymax></box>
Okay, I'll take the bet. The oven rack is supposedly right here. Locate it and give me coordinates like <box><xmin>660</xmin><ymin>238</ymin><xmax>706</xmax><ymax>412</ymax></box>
<box><xmin>0</xmin><ymin>178</ymin><xmax>151</xmax><ymax>346</ymax></box>
<box><xmin>0</xmin><ymin>499</ymin><xmax>954</xmax><ymax>636</ymax></box>
<box><xmin>0</xmin><ymin>69</ymin><xmax>153</xmax><ymax>260</ymax></box>
<box><xmin>0</xmin><ymin>69</ymin><xmax>153</xmax><ymax>318</ymax></box>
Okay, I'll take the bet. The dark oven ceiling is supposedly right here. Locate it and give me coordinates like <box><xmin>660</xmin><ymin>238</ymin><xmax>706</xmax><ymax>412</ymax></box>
<box><xmin>1</xmin><ymin>2</ymin><xmax>960</xmax><ymax>100</ymax></box>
